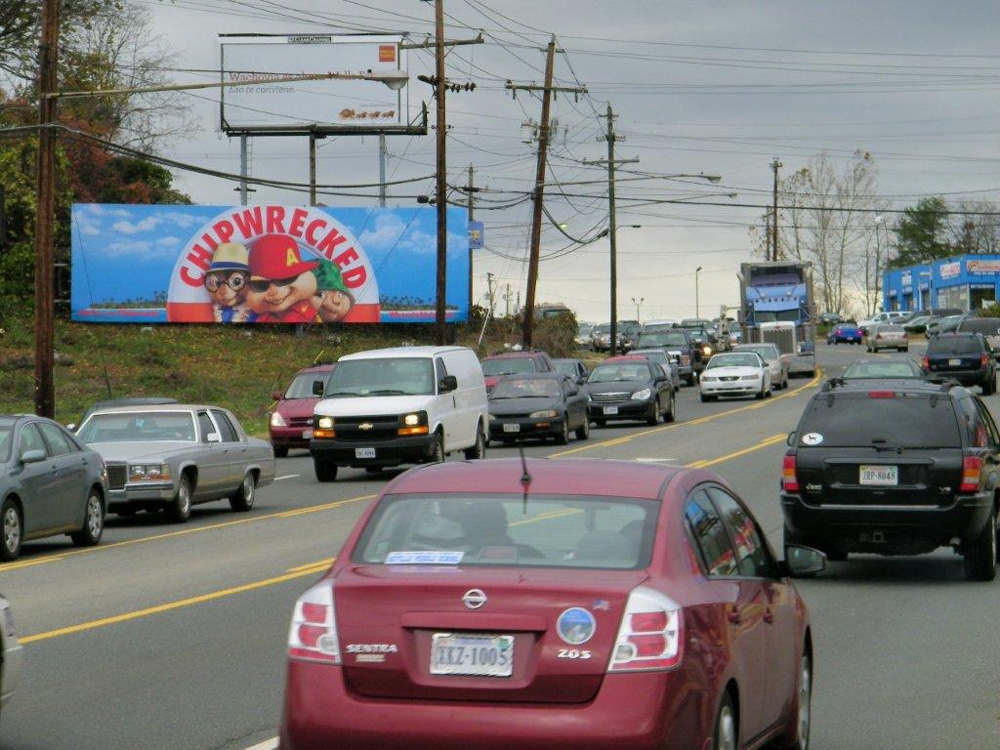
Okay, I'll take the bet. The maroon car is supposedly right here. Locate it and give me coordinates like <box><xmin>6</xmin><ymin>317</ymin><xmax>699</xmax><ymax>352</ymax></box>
<box><xmin>268</xmin><ymin>363</ymin><xmax>335</xmax><ymax>457</ymax></box>
<box><xmin>280</xmin><ymin>458</ymin><xmax>822</xmax><ymax>750</ymax></box>
<box><xmin>480</xmin><ymin>351</ymin><xmax>555</xmax><ymax>394</ymax></box>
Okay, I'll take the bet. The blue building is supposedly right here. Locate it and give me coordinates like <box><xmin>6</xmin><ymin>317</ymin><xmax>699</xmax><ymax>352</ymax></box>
<box><xmin>882</xmin><ymin>254</ymin><xmax>1000</xmax><ymax>313</ymax></box>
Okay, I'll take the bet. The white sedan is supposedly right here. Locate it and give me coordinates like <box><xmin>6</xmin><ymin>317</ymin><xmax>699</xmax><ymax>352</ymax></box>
<box><xmin>699</xmin><ymin>351</ymin><xmax>772</xmax><ymax>401</ymax></box>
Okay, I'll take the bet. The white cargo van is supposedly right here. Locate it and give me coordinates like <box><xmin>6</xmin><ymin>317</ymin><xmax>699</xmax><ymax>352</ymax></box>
<box><xmin>309</xmin><ymin>346</ymin><xmax>488</xmax><ymax>481</ymax></box>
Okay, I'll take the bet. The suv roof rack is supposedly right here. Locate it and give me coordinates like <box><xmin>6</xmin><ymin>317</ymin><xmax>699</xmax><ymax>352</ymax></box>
<box><xmin>822</xmin><ymin>376</ymin><xmax>960</xmax><ymax>393</ymax></box>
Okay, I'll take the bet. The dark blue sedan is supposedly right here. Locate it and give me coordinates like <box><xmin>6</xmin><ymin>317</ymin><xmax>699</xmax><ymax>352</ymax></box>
<box><xmin>827</xmin><ymin>323</ymin><xmax>862</xmax><ymax>344</ymax></box>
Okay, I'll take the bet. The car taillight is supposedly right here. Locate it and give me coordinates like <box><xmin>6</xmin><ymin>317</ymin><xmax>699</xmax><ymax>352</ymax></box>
<box><xmin>922</xmin><ymin>356</ymin><xmax>930</xmax><ymax>372</ymax></box>
<box><xmin>782</xmin><ymin>454</ymin><xmax>800</xmax><ymax>492</ymax></box>
<box><xmin>960</xmin><ymin>456</ymin><xmax>982</xmax><ymax>493</ymax></box>
<box><xmin>287</xmin><ymin>580</ymin><xmax>341</xmax><ymax>664</ymax></box>
<box><xmin>607</xmin><ymin>586</ymin><xmax>683</xmax><ymax>672</ymax></box>
<box><xmin>982</xmin><ymin>353</ymin><xmax>988</xmax><ymax>368</ymax></box>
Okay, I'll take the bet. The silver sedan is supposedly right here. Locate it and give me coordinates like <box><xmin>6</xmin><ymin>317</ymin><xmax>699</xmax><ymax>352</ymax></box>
<box><xmin>76</xmin><ymin>405</ymin><xmax>275</xmax><ymax>523</ymax></box>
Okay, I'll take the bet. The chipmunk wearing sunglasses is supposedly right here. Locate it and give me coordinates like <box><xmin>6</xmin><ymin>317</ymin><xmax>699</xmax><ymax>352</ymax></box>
<box><xmin>245</xmin><ymin>234</ymin><xmax>324</xmax><ymax>323</ymax></box>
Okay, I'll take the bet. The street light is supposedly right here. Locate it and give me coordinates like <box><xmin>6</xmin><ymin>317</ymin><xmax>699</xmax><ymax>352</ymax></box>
<box><xmin>695</xmin><ymin>266</ymin><xmax>703</xmax><ymax>318</ymax></box>
<box><xmin>631</xmin><ymin>296</ymin><xmax>644</xmax><ymax>322</ymax></box>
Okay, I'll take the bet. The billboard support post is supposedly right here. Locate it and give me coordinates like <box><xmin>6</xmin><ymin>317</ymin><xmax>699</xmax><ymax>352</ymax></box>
<box><xmin>379</xmin><ymin>132</ymin><xmax>387</xmax><ymax>208</ymax></box>
<box><xmin>239</xmin><ymin>135</ymin><xmax>248</xmax><ymax>205</ymax></box>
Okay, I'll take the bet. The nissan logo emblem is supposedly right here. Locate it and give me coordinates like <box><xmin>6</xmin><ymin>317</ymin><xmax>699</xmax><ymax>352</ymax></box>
<box><xmin>462</xmin><ymin>589</ymin><xmax>487</xmax><ymax>609</ymax></box>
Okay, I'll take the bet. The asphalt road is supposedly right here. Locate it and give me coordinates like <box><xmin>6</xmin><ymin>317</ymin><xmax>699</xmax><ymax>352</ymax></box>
<box><xmin>3</xmin><ymin>340</ymin><xmax>999</xmax><ymax>750</ymax></box>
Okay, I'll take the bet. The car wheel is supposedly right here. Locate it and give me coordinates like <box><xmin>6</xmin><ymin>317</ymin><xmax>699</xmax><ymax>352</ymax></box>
<box><xmin>556</xmin><ymin>416</ymin><xmax>571</xmax><ymax>444</ymax></box>
<box><xmin>645</xmin><ymin>403</ymin><xmax>660</xmax><ymax>426</ymax></box>
<box><xmin>0</xmin><ymin>499</ymin><xmax>21</xmax><ymax>561</ymax></box>
<box><xmin>774</xmin><ymin>649</ymin><xmax>813</xmax><ymax>750</ymax></box>
<box><xmin>574</xmin><ymin>415</ymin><xmax>591</xmax><ymax>440</ymax></box>
<box><xmin>70</xmin><ymin>489</ymin><xmax>104</xmax><ymax>547</ymax></box>
<box><xmin>713</xmin><ymin>692</ymin><xmax>737</xmax><ymax>750</ymax></box>
<box><xmin>964</xmin><ymin>504</ymin><xmax>997</xmax><ymax>581</ymax></box>
<box><xmin>229</xmin><ymin>471</ymin><xmax>256</xmax><ymax>512</ymax></box>
<box><xmin>463</xmin><ymin>425</ymin><xmax>487</xmax><ymax>459</ymax></box>
<box><xmin>783</xmin><ymin>374</ymin><xmax>789</xmax><ymax>390</ymax></box>
<box><xmin>314</xmin><ymin>459</ymin><xmax>338</xmax><ymax>482</ymax></box>
<box><xmin>664</xmin><ymin>392</ymin><xmax>676</xmax><ymax>423</ymax></box>
<box><xmin>273</xmin><ymin>446</ymin><xmax>288</xmax><ymax>458</ymax></box>
<box><xmin>756</xmin><ymin>382</ymin><xmax>766</xmax><ymax>400</ymax></box>
<box><xmin>168</xmin><ymin>475</ymin><xmax>192</xmax><ymax>523</ymax></box>
<box><xmin>700</xmin><ymin>392</ymin><xmax>715</xmax><ymax>402</ymax></box>
<box><xmin>431</xmin><ymin>432</ymin><xmax>445</xmax><ymax>463</ymax></box>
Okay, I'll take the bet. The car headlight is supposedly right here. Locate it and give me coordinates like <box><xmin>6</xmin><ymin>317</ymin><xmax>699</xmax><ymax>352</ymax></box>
<box><xmin>130</xmin><ymin>463</ymin><xmax>171</xmax><ymax>482</ymax></box>
<box><xmin>270</xmin><ymin>412</ymin><xmax>287</xmax><ymax>427</ymax></box>
<box><xmin>402</xmin><ymin>412</ymin><xmax>422</xmax><ymax>426</ymax></box>
<box><xmin>529</xmin><ymin>409</ymin><xmax>559</xmax><ymax>419</ymax></box>
<box><xmin>632</xmin><ymin>388</ymin><xmax>652</xmax><ymax>400</ymax></box>
<box><xmin>701</xmin><ymin>345</ymin><xmax>713</xmax><ymax>356</ymax></box>
<box><xmin>398</xmin><ymin>411</ymin><xmax>429</xmax><ymax>436</ymax></box>
<box><xmin>316</xmin><ymin>416</ymin><xmax>335</xmax><ymax>430</ymax></box>
<box><xmin>740</xmin><ymin>374</ymin><xmax>759</xmax><ymax>381</ymax></box>
<box><xmin>701</xmin><ymin>375</ymin><xmax>716</xmax><ymax>383</ymax></box>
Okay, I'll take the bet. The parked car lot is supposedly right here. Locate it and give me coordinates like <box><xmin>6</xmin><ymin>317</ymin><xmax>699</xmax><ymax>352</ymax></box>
<box><xmin>75</xmin><ymin>404</ymin><xmax>275</xmax><ymax>522</ymax></box>
<box><xmin>0</xmin><ymin>415</ymin><xmax>108</xmax><ymax>560</ymax></box>
<box><xmin>279</xmin><ymin>458</ymin><xmax>822</xmax><ymax>750</ymax></box>
<box><xmin>269</xmin><ymin>362</ymin><xmax>336</xmax><ymax>457</ymax></box>
<box><xmin>487</xmin><ymin>372</ymin><xmax>590</xmax><ymax>444</ymax></box>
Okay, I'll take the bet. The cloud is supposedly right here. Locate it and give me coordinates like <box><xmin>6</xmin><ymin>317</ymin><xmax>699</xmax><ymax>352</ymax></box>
<box><xmin>359</xmin><ymin>213</ymin><xmax>408</xmax><ymax>250</ymax></box>
<box><xmin>112</xmin><ymin>216</ymin><xmax>162</xmax><ymax>235</ymax></box>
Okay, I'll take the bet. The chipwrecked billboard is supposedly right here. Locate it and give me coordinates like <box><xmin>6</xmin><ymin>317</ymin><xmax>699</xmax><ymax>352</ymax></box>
<box><xmin>71</xmin><ymin>204</ymin><xmax>469</xmax><ymax>324</ymax></box>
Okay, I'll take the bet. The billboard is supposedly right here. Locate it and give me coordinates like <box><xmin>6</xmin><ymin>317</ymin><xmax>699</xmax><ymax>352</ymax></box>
<box><xmin>219</xmin><ymin>34</ymin><xmax>412</xmax><ymax>134</ymax></box>
<box><xmin>71</xmin><ymin>204</ymin><xmax>470</xmax><ymax>324</ymax></box>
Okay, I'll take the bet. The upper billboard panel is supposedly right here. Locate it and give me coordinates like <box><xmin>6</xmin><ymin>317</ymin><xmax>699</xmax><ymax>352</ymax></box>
<box><xmin>219</xmin><ymin>34</ymin><xmax>412</xmax><ymax>134</ymax></box>
<box><xmin>71</xmin><ymin>204</ymin><xmax>469</xmax><ymax>325</ymax></box>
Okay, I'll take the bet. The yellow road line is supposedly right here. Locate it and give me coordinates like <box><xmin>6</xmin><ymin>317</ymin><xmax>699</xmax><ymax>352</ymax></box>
<box><xmin>688</xmin><ymin>433</ymin><xmax>787</xmax><ymax>469</ymax></box>
<box><xmin>551</xmin><ymin>367</ymin><xmax>820</xmax><ymax>458</ymax></box>
<box><xmin>21</xmin><ymin>557</ymin><xmax>337</xmax><ymax>644</ymax></box>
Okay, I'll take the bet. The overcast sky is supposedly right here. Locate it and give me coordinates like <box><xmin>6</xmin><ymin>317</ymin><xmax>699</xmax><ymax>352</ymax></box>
<box><xmin>139</xmin><ymin>0</ymin><xmax>1000</xmax><ymax>322</ymax></box>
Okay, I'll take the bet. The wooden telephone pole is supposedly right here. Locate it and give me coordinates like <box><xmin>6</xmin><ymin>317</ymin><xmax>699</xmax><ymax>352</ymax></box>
<box><xmin>507</xmin><ymin>37</ymin><xmax>586</xmax><ymax>349</ymax></box>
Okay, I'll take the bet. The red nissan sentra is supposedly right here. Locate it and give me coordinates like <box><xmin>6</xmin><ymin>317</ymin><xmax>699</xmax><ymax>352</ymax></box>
<box><xmin>280</xmin><ymin>458</ymin><xmax>823</xmax><ymax>750</ymax></box>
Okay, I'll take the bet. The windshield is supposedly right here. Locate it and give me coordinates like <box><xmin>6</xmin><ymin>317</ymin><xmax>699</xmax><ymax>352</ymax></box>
<box><xmin>353</xmin><ymin>493</ymin><xmax>658</xmax><ymax>569</ymax></box>
<box><xmin>0</xmin><ymin>422</ymin><xmax>12</xmax><ymax>463</ymax></box>
<box><xmin>708</xmin><ymin>354</ymin><xmax>760</xmax><ymax>369</ymax></box>
<box><xmin>588</xmin><ymin>363</ymin><xmax>649</xmax><ymax>383</ymax></box>
<box><xmin>736</xmin><ymin>346</ymin><xmax>777</xmax><ymax>362</ymax></box>
<box><xmin>324</xmin><ymin>358</ymin><xmax>434</xmax><ymax>397</ymax></box>
<box><xmin>284</xmin><ymin>370</ymin><xmax>330</xmax><ymax>399</ymax></box>
<box><xmin>799</xmin><ymin>392</ymin><xmax>960</xmax><ymax>448</ymax></box>
<box><xmin>637</xmin><ymin>332</ymin><xmax>688</xmax><ymax>348</ymax></box>
<box><xmin>482</xmin><ymin>358</ymin><xmax>538</xmax><ymax>377</ymax></box>
<box><xmin>491</xmin><ymin>378</ymin><xmax>561</xmax><ymax>399</ymax></box>
<box><xmin>642</xmin><ymin>323</ymin><xmax>675</xmax><ymax>333</ymax></box>
<box><xmin>77</xmin><ymin>412</ymin><xmax>196</xmax><ymax>443</ymax></box>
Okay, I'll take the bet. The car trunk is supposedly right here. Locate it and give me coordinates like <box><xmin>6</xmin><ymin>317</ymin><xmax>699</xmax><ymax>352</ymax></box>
<box><xmin>334</xmin><ymin>565</ymin><xmax>648</xmax><ymax>703</ymax></box>
<box><xmin>926</xmin><ymin>352</ymin><xmax>984</xmax><ymax>374</ymax></box>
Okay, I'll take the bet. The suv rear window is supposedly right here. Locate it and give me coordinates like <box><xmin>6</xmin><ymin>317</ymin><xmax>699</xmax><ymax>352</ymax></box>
<box><xmin>927</xmin><ymin>336</ymin><xmax>984</xmax><ymax>355</ymax></box>
<box><xmin>959</xmin><ymin>319</ymin><xmax>1000</xmax><ymax>336</ymax></box>
<box><xmin>798</xmin><ymin>391</ymin><xmax>961</xmax><ymax>448</ymax></box>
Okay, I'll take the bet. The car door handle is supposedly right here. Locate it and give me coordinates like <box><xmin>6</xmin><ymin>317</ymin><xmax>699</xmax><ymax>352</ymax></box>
<box><xmin>727</xmin><ymin>611</ymin><xmax>742</xmax><ymax>625</ymax></box>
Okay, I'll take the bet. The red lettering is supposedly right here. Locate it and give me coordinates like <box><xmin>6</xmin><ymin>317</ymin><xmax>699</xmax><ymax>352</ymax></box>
<box><xmin>180</xmin><ymin>243</ymin><xmax>215</xmax><ymax>287</ymax></box>
<box><xmin>305</xmin><ymin>219</ymin><xmax>327</xmax><ymax>246</ymax></box>
<box><xmin>332</xmin><ymin>247</ymin><xmax>359</xmax><ymax>270</ymax></box>
<box><xmin>288</xmin><ymin>208</ymin><xmax>308</xmax><ymax>238</ymax></box>
<box><xmin>316</xmin><ymin>226</ymin><xmax>348</xmax><ymax>258</ymax></box>
<box><xmin>265</xmin><ymin>206</ymin><xmax>287</xmax><ymax>234</ymax></box>
<box><xmin>213</xmin><ymin>220</ymin><xmax>235</xmax><ymax>245</ymax></box>
<box><xmin>342</xmin><ymin>265</ymin><xmax>366</xmax><ymax>289</ymax></box>
<box><xmin>232</xmin><ymin>207</ymin><xmax>263</xmax><ymax>239</ymax></box>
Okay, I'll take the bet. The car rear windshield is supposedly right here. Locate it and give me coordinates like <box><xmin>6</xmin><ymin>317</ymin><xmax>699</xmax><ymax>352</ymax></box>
<box><xmin>352</xmin><ymin>493</ymin><xmax>659</xmax><ymax>569</ymax></box>
<box><xmin>927</xmin><ymin>336</ymin><xmax>983</xmax><ymax>355</ymax></box>
<box><xmin>798</xmin><ymin>392</ymin><xmax>961</xmax><ymax>448</ymax></box>
<box><xmin>959</xmin><ymin>319</ymin><xmax>1000</xmax><ymax>336</ymax></box>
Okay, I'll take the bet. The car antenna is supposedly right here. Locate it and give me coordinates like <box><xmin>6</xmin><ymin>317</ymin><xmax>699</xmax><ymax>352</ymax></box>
<box><xmin>518</xmin><ymin>445</ymin><xmax>532</xmax><ymax>513</ymax></box>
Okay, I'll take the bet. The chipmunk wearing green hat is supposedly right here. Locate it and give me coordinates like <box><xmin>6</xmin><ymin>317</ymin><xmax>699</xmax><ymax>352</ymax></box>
<box><xmin>311</xmin><ymin>259</ymin><xmax>355</xmax><ymax>322</ymax></box>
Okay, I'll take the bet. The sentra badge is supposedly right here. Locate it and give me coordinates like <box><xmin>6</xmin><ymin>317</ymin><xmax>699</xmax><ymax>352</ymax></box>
<box><xmin>557</xmin><ymin>607</ymin><xmax>596</xmax><ymax>645</ymax></box>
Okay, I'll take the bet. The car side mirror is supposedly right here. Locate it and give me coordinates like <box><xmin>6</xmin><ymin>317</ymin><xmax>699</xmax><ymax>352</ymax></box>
<box><xmin>20</xmin><ymin>449</ymin><xmax>46</xmax><ymax>464</ymax></box>
<box><xmin>786</xmin><ymin>432</ymin><xmax>796</xmax><ymax>446</ymax></box>
<box><xmin>271</xmin><ymin>389</ymin><xmax>283</xmax><ymax>400</ymax></box>
<box><xmin>311</xmin><ymin>380</ymin><xmax>324</xmax><ymax>396</ymax></box>
<box><xmin>439</xmin><ymin>375</ymin><xmax>458</xmax><ymax>393</ymax></box>
<box><xmin>577</xmin><ymin>375</ymin><xmax>587</xmax><ymax>385</ymax></box>
<box><xmin>780</xmin><ymin>545</ymin><xmax>827</xmax><ymax>577</ymax></box>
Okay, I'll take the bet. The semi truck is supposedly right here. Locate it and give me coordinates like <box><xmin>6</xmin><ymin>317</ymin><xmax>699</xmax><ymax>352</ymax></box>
<box><xmin>739</xmin><ymin>261</ymin><xmax>817</xmax><ymax>376</ymax></box>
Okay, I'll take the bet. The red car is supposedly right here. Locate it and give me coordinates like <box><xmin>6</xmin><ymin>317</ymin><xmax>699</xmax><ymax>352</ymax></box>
<box><xmin>268</xmin><ymin>363</ymin><xmax>336</xmax><ymax>457</ymax></box>
<box><xmin>280</xmin><ymin>458</ymin><xmax>822</xmax><ymax>750</ymax></box>
<box><xmin>480</xmin><ymin>351</ymin><xmax>555</xmax><ymax>394</ymax></box>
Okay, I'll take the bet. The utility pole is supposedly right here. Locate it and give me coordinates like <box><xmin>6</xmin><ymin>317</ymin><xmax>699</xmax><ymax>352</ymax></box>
<box><xmin>507</xmin><ymin>37</ymin><xmax>587</xmax><ymax>349</ymax></box>
<box><xmin>584</xmin><ymin>105</ymin><xmax>638</xmax><ymax>356</ymax></box>
<box><xmin>465</xmin><ymin>164</ymin><xmax>480</xmax><ymax>317</ymax></box>
<box><xmin>433</xmin><ymin>0</ymin><xmax>448</xmax><ymax>345</ymax></box>
<box><xmin>35</xmin><ymin>0</ymin><xmax>60</xmax><ymax>418</ymax></box>
<box><xmin>770</xmin><ymin>157</ymin><xmax>782</xmax><ymax>262</ymax></box>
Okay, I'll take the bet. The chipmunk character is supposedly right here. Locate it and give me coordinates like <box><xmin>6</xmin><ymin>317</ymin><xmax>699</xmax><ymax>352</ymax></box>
<box><xmin>244</xmin><ymin>234</ymin><xmax>322</xmax><ymax>324</ymax></box>
<box><xmin>204</xmin><ymin>242</ymin><xmax>256</xmax><ymax>323</ymax></box>
<box><xmin>311</xmin><ymin>259</ymin><xmax>355</xmax><ymax>323</ymax></box>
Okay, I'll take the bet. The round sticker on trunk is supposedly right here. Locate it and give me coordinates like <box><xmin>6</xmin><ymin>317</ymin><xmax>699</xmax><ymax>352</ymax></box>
<box><xmin>557</xmin><ymin>607</ymin><xmax>596</xmax><ymax>645</ymax></box>
<box><xmin>802</xmin><ymin>433</ymin><xmax>823</xmax><ymax>445</ymax></box>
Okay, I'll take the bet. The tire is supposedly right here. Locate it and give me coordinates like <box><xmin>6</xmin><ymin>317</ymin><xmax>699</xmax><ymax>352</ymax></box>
<box><xmin>314</xmin><ymin>459</ymin><xmax>338</xmax><ymax>482</ymax></box>
<box><xmin>964</xmin><ymin>504</ymin><xmax>997</xmax><ymax>581</ymax></box>
<box><xmin>70</xmin><ymin>489</ymin><xmax>104</xmax><ymax>547</ymax></box>
<box><xmin>664</xmin><ymin>392</ymin><xmax>676</xmax><ymax>423</ymax></box>
<box><xmin>774</xmin><ymin>649</ymin><xmax>813</xmax><ymax>750</ymax></box>
<box><xmin>229</xmin><ymin>471</ymin><xmax>256</xmax><ymax>512</ymax></box>
<box><xmin>756</xmin><ymin>382</ymin><xmax>766</xmax><ymax>400</ymax></box>
<box><xmin>168</xmin><ymin>475</ymin><xmax>192</xmax><ymax>523</ymax></box>
<box><xmin>646</xmin><ymin>403</ymin><xmax>660</xmax><ymax>426</ymax></box>
<box><xmin>463</xmin><ymin>425</ymin><xmax>486</xmax><ymax>459</ymax></box>
<box><xmin>713</xmin><ymin>692</ymin><xmax>738</xmax><ymax>750</ymax></box>
<box><xmin>0</xmin><ymin>499</ymin><xmax>22</xmax><ymax>561</ymax></box>
<box><xmin>574</xmin><ymin>415</ymin><xmax>591</xmax><ymax>440</ymax></box>
<box><xmin>700</xmin><ymin>393</ymin><xmax>715</xmax><ymax>403</ymax></box>
<box><xmin>783</xmin><ymin>374</ymin><xmax>789</xmax><ymax>390</ymax></box>
<box><xmin>431</xmin><ymin>432</ymin><xmax>445</xmax><ymax>463</ymax></box>
<box><xmin>273</xmin><ymin>446</ymin><xmax>288</xmax><ymax>458</ymax></box>
<box><xmin>555</xmin><ymin>416</ymin><xmax>571</xmax><ymax>444</ymax></box>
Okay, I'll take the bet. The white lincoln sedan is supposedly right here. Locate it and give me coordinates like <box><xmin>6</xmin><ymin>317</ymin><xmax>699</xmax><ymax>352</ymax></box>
<box><xmin>699</xmin><ymin>352</ymin><xmax>771</xmax><ymax>401</ymax></box>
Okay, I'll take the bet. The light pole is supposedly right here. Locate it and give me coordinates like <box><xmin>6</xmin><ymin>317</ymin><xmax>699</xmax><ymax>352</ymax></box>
<box><xmin>631</xmin><ymin>296</ymin><xmax>644</xmax><ymax>322</ymax></box>
<box><xmin>695</xmin><ymin>266</ymin><xmax>703</xmax><ymax>318</ymax></box>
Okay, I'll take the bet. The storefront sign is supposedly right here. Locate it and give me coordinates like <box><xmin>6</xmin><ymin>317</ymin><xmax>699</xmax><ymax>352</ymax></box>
<box><xmin>939</xmin><ymin>261</ymin><xmax>961</xmax><ymax>279</ymax></box>
<box><xmin>967</xmin><ymin>259</ymin><xmax>1000</xmax><ymax>275</ymax></box>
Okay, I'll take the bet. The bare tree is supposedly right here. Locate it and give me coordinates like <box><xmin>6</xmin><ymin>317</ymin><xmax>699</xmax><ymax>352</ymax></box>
<box><xmin>952</xmin><ymin>199</ymin><xmax>1000</xmax><ymax>255</ymax></box>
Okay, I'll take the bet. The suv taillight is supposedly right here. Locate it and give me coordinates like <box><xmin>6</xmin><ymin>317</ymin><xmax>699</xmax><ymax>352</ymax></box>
<box><xmin>782</xmin><ymin>455</ymin><xmax>800</xmax><ymax>492</ymax></box>
<box><xmin>981</xmin><ymin>353</ymin><xmax>988</xmax><ymax>368</ymax></box>
<box><xmin>287</xmin><ymin>580</ymin><xmax>341</xmax><ymax>664</ymax></box>
<box><xmin>607</xmin><ymin>586</ymin><xmax>682</xmax><ymax>672</ymax></box>
<box><xmin>922</xmin><ymin>356</ymin><xmax>930</xmax><ymax>372</ymax></box>
<box><xmin>960</xmin><ymin>456</ymin><xmax>982</xmax><ymax>493</ymax></box>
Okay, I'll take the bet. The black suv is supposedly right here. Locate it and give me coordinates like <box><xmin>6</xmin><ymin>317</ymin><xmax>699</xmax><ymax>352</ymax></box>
<box><xmin>634</xmin><ymin>328</ymin><xmax>701</xmax><ymax>386</ymax></box>
<box><xmin>922</xmin><ymin>332</ymin><xmax>997</xmax><ymax>395</ymax></box>
<box><xmin>780</xmin><ymin>378</ymin><xmax>999</xmax><ymax>580</ymax></box>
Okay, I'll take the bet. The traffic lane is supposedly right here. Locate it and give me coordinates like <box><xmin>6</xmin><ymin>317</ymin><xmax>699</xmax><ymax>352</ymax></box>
<box><xmin>1</xmin><ymin>575</ymin><xmax>306</xmax><ymax>750</ymax></box>
<box><xmin>699</xmin><ymin>442</ymin><xmax>1000</xmax><ymax>750</ymax></box>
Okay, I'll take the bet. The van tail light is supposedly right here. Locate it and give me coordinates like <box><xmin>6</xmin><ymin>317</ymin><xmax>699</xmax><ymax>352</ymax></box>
<box><xmin>922</xmin><ymin>356</ymin><xmax>930</xmax><ymax>372</ymax></box>
<box><xmin>287</xmin><ymin>580</ymin><xmax>341</xmax><ymax>664</ymax></box>
<box><xmin>608</xmin><ymin>586</ymin><xmax>683</xmax><ymax>672</ymax></box>
<box><xmin>782</xmin><ymin>455</ymin><xmax>800</xmax><ymax>492</ymax></box>
<box><xmin>960</xmin><ymin>456</ymin><xmax>982</xmax><ymax>493</ymax></box>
